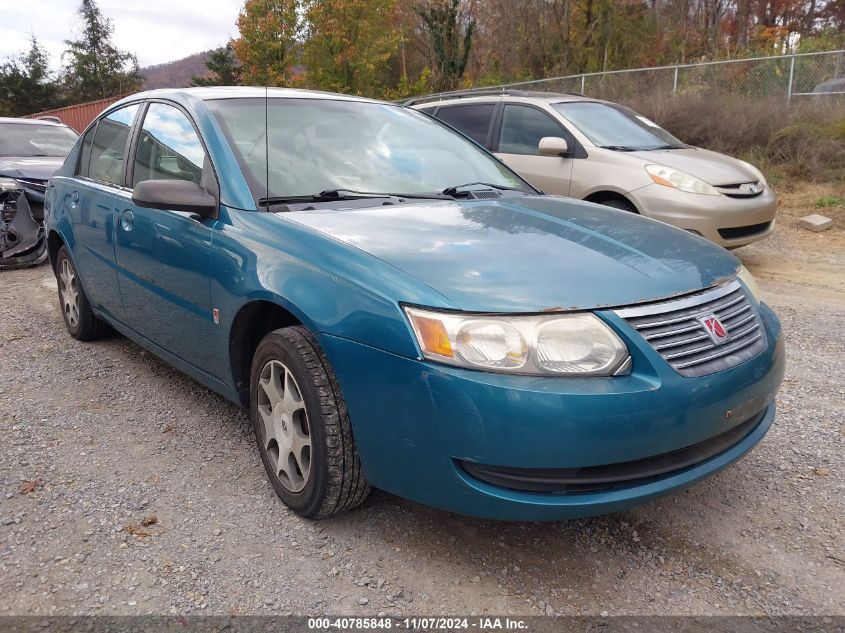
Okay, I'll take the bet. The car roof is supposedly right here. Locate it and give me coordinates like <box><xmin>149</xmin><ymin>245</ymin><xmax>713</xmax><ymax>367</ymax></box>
<box><xmin>0</xmin><ymin>116</ymin><xmax>71</xmax><ymax>127</ymax></box>
<box><xmin>112</xmin><ymin>86</ymin><xmax>386</xmax><ymax>108</ymax></box>
<box><xmin>404</xmin><ymin>90</ymin><xmax>606</xmax><ymax>108</ymax></box>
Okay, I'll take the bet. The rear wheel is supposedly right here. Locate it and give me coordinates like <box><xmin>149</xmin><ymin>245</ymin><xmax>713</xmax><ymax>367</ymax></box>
<box><xmin>250</xmin><ymin>325</ymin><xmax>370</xmax><ymax>518</ymax></box>
<box><xmin>55</xmin><ymin>246</ymin><xmax>108</xmax><ymax>341</ymax></box>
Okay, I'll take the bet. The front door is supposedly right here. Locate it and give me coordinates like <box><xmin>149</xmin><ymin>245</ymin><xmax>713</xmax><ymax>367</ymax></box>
<box><xmin>114</xmin><ymin>102</ymin><xmax>217</xmax><ymax>371</ymax></box>
<box><xmin>494</xmin><ymin>104</ymin><xmax>574</xmax><ymax>196</ymax></box>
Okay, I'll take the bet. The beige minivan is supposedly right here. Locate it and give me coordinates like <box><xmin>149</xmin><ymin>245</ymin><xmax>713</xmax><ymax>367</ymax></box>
<box><xmin>410</xmin><ymin>91</ymin><xmax>776</xmax><ymax>248</ymax></box>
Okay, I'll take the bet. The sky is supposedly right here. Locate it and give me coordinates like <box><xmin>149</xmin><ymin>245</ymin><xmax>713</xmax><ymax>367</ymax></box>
<box><xmin>0</xmin><ymin>0</ymin><xmax>243</xmax><ymax>69</ymax></box>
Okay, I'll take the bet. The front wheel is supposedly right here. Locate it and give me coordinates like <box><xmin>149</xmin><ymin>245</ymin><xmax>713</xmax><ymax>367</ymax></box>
<box><xmin>250</xmin><ymin>326</ymin><xmax>370</xmax><ymax>518</ymax></box>
<box><xmin>598</xmin><ymin>198</ymin><xmax>638</xmax><ymax>213</ymax></box>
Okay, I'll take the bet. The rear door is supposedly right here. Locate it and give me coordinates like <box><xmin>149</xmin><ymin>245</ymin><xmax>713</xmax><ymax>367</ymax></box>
<box><xmin>68</xmin><ymin>103</ymin><xmax>141</xmax><ymax>322</ymax></box>
<box><xmin>493</xmin><ymin>103</ymin><xmax>574</xmax><ymax>195</ymax></box>
<box><xmin>433</xmin><ymin>102</ymin><xmax>498</xmax><ymax>148</ymax></box>
<box><xmin>113</xmin><ymin>101</ymin><xmax>217</xmax><ymax>370</ymax></box>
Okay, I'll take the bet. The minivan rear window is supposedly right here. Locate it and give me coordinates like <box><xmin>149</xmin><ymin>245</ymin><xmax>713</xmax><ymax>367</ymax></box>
<box><xmin>435</xmin><ymin>104</ymin><xmax>495</xmax><ymax>146</ymax></box>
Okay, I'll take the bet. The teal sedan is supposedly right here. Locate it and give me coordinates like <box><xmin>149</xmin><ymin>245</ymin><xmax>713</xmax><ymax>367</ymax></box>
<box><xmin>44</xmin><ymin>88</ymin><xmax>784</xmax><ymax>520</ymax></box>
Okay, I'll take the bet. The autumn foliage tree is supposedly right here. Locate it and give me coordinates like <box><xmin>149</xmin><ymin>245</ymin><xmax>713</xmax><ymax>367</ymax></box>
<box><xmin>303</xmin><ymin>0</ymin><xmax>402</xmax><ymax>95</ymax></box>
<box><xmin>231</xmin><ymin>0</ymin><xmax>301</xmax><ymax>86</ymax></box>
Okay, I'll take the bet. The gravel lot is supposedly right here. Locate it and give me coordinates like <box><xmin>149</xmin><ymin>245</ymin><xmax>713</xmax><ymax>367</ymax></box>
<box><xmin>1</xmin><ymin>187</ymin><xmax>843</xmax><ymax>617</ymax></box>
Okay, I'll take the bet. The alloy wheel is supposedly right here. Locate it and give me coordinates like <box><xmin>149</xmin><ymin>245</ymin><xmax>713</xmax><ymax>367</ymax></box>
<box><xmin>256</xmin><ymin>359</ymin><xmax>312</xmax><ymax>493</ymax></box>
<box><xmin>59</xmin><ymin>258</ymin><xmax>80</xmax><ymax>328</ymax></box>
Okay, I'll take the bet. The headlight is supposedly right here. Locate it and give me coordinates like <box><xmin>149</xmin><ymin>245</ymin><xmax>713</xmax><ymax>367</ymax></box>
<box><xmin>737</xmin><ymin>159</ymin><xmax>768</xmax><ymax>188</ymax></box>
<box><xmin>737</xmin><ymin>265</ymin><xmax>762</xmax><ymax>302</ymax></box>
<box><xmin>404</xmin><ymin>307</ymin><xmax>630</xmax><ymax>376</ymax></box>
<box><xmin>645</xmin><ymin>164</ymin><xmax>720</xmax><ymax>196</ymax></box>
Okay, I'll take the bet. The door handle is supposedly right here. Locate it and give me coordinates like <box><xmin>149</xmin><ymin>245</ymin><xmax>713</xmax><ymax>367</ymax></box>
<box><xmin>120</xmin><ymin>209</ymin><xmax>135</xmax><ymax>231</ymax></box>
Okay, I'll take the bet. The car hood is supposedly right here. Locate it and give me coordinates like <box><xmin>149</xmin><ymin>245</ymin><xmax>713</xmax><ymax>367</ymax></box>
<box><xmin>0</xmin><ymin>156</ymin><xmax>65</xmax><ymax>181</ymax></box>
<box><xmin>283</xmin><ymin>196</ymin><xmax>740</xmax><ymax>313</ymax></box>
<box><xmin>631</xmin><ymin>147</ymin><xmax>758</xmax><ymax>186</ymax></box>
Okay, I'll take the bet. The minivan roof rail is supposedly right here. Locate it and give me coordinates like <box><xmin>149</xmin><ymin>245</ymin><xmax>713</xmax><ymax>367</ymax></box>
<box><xmin>401</xmin><ymin>89</ymin><xmax>585</xmax><ymax>107</ymax></box>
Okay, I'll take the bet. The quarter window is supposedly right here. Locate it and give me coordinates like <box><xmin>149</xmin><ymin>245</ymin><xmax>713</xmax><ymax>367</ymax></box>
<box><xmin>89</xmin><ymin>104</ymin><xmax>140</xmax><ymax>185</ymax></box>
<box><xmin>132</xmin><ymin>103</ymin><xmax>205</xmax><ymax>187</ymax></box>
<box><xmin>77</xmin><ymin>125</ymin><xmax>97</xmax><ymax>177</ymax></box>
<box><xmin>498</xmin><ymin>105</ymin><xmax>565</xmax><ymax>155</ymax></box>
<box><xmin>435</xmin><ymin>104</ymin><xmax>495</xmax><ymax>146</ymax></box>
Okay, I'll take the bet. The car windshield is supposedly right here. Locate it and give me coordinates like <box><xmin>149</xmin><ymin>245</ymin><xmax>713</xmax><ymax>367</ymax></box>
<box><xmin>0</xmin><ymin>123</ymin><xmax>78</xmax><ymax>157</ymax></box>
<box><xmin>552</xmin><ymin>102</ymin><xmax>684</xmax><ymax>151</ymax></box>
<box><xmin>206</xmin><ymin>97</ymin><xmax>529</xmax><ymax>202</ymax></box>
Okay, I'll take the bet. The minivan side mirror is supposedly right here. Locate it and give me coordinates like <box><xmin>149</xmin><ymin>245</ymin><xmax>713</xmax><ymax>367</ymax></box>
<box><xmin>538</xmin><ymin>136</ymin><xmax>569</xmax><ymax>157</ymax></box>
<box><xmin>132</xmin><ymin>180</ymin><xmax>218</xmax><ymax>219</ymax></box>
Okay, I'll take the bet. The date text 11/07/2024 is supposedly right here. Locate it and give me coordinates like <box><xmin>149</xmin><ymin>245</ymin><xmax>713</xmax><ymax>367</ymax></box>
<box><xmin>307</xmin><ymin>617</ymin><xmax>530</xmax><ymax>630</ymax></box>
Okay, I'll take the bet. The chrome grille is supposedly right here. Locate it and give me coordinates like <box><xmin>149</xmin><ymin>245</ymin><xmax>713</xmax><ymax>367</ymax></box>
<box><xmin>715</xmin><ymin>181</ymin><xmax>764</xmax><ymax>198</ymax></box>
<box><xmin>615</xmin><ymin>280</ymin><xmax>767</xmax><ymax>377</ymax></box>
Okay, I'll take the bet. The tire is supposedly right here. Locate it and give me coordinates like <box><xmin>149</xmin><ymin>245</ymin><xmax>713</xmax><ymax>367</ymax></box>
<box><xmin>250</xmin><ymin>325</ymin><xmax>370</xmax><ymax>518</ymax></box>
<box><xmin>55</xmin><ymin>246</ymin><xmax>108</xmax><ymax>341</ymax></box>
<box><xmin>598</xmin><ymin>198</ymin><xmax>638</xmax><ymax>213</ymax></box>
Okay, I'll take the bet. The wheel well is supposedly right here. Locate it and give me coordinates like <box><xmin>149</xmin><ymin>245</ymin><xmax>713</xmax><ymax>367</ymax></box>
<box><xmin>583</xmin><ymin>191</ymin><xmax>638</xmax><ymax>212</ymax></box>
<box><xmin>229</xmin><ymin>301</ymin><xmax>301</xmax><ymax>406</ymax></box>
<box><xmin>47</xmin><ymin>231</ymin><xmax>64</xmax><ymax>271</ymax></box>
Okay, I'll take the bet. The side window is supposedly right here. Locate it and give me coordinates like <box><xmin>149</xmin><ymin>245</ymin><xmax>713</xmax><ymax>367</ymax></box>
<box><xmin>417</xmin><ymin>106</ymin><xmax>436</xmax><ymax>115</ymax></box>
<box><xmin>435</xmin><ymin>103</ymin><xmax>495</xmax><ymax>146</ymax></box>
<box><xmin>132</xmin><ymin>103</ymin><xmax>205</xmax><ymax>188</ymax></box>
<box><xmin>77</xmin><ymin>124</ymin><xmax>97</xmax><ymax>177</ymax></box>
<box><xmin>89</xmin><ymin>104</ymin><xmax>139</xmax><ymax>185</ymax></box>
<box><xmin>498</xmin><ymin>105</ymin><xmax>566</xmax><ymax>155</ymax></box>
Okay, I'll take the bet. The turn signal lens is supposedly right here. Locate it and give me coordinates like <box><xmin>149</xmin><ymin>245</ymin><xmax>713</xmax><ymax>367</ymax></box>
<box><xmin>406</xmin><ymin>312</ymin><xmax>454</xmax><ymax>358</ymax></box>
<box><xmin>403</xmin><ymin>306</ymin><xmax>629</xmax><ymax>376</ymax></box>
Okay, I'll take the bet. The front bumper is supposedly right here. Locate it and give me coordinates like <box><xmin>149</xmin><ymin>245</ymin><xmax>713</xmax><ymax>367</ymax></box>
<box><xmin>629</xmin><ymin>184</ymin><xmax>777</xmax><ymax>248</ymax></box>
<box><xmin>319</xmin><ymin>302</ymin><xmax>784</xmax><ymax>520</ymax></box>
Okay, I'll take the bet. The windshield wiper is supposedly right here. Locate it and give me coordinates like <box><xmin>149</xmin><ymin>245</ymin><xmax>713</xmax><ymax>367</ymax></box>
<box><xmin>319</xmin><ymin>188</ymin><xmax>453</xmax><ymax>200</ymax></box>
<box><xmin>651</xmin><ymin>144</ymin><xmax>687</xmax><ymax>150</ymax></box>
<box><xmin>258</xmin><ymin>189</ymin><xmax>452</xmax><ymax>209</ymax></box>
<box><xmin>598</xmin><ymin>145</ymin><xmax>643</xmax><ymax>152</ymax></box>
<box><xmin>441</xmin><ymin>181</ymin><xmax>529</xmax><ymax>196</ymax></box>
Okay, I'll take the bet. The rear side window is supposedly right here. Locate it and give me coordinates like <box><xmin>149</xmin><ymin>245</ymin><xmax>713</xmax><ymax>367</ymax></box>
<box><xmin>89</xmin><ymin>104</ymin><xmax>140</xmax><ymax>186</ymax></box>
<box><xmin>498</xmin><ymin>105</ymin><xmax>565</xmax><ymax>155</ymax></box>
<box><xmin>132</xmin><ymin>103</ymin><xmax>205</xmax><ymax>187</ymax></box>
<box><xmin>76</xmin><ymin>125</ymin><xmax>96</xmax><ymax>177</ymax></box>
<box><xmin>435</xmin><ymin>104</ymin><xmax>495</xmax><ymax>146</ymax></box>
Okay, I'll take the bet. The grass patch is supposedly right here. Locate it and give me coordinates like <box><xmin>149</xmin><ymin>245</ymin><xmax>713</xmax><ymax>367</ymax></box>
<box><xmin>813</xmin><ymin>195</ymin><xmax>845</xmax><ymax>208</ymax></box>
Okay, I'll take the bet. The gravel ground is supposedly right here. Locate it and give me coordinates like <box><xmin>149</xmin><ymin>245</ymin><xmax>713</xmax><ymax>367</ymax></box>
<box><xmin>0</xmin><ymin>190</ymin><xmax>843</xmax><ymax>617</ymax></box>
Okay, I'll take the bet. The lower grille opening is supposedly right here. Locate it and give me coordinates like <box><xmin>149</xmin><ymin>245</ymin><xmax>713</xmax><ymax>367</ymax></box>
<box><xmin>718</xmin><ymin>222</ymin><xmax>772</xmax><ymax>240</ymax></box>
<box><xmin>459</xmin><ymin>408</ymin><xmax>766</xmax><ymax>495</ymax></box>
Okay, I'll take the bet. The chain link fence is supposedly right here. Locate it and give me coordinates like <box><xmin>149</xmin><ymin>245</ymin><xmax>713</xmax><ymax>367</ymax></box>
<box><xmin>455</xmin><ymin>50</ymin><xmax>845</xmax><ymax>104</ymax></box>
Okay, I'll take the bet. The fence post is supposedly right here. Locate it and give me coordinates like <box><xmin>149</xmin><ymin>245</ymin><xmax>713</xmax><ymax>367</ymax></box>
<box><xmin>672</xmin><ymin>66</ymin><xmax>679</xmax><ymax>95</ymax></box>
<box><xmin>580</xmin><ymin>75</ymin><xmax>585</xmax><ymax>94</ymax></box>
<box><xmin>787</xmin><ymin>54</ymin><xmax>796</xmax><ymax>103</ymax></box>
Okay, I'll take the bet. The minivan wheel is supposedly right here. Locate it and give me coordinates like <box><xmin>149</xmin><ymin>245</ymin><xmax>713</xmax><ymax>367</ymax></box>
<box><xmin>598</xmin><ymin>198</ymin><xmax>638</xmax><ymax>213</ymax></box>
<box><xmin>250</xmin><ymin>326</ymin><xmax>370</xmax><ymax>518</ymax></box>
<box><xmin>55</xmin><ymin>246</ymin><xmax>108</xmax><ymax>341</ymax></box>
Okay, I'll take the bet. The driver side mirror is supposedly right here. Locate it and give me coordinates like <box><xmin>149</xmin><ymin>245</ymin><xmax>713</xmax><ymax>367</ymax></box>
<box><xmin>538</xmin><ymin>136</ymin><xmax>569</xmax><ymax>157</ymax></box>
<box><xmin>132</xmin><ymin>180</ymin><xmax>218</xmax><ymax>219</ymax></box>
